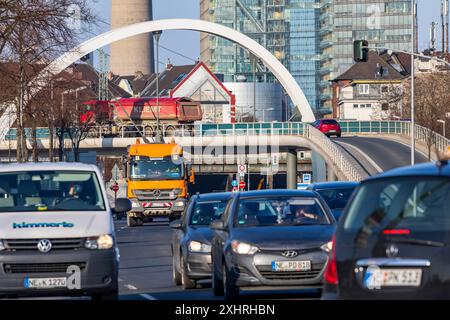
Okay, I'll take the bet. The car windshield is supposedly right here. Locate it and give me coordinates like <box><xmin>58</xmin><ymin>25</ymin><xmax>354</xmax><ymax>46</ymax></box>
<box><xmin>0</xmin><ymin>170</ymin><xmax>106</xmax><ymax>212</ymax></box>
<box><xmin>130</xmin><ymin>156</ymin><xmax>184</xmax><ymax>180</ymax></box>
<box><xmin>190</xmin><ymin>200</ymin><xmax>229</xmax><ymax>226</ymax></box>
<box><xmin>316</xmin><ymin>187</ymin><xmax>356</xmax><ymax>210</ymax></box>
<box><xmin>343</xmin><ymin>177</ymin><xmax>450</xmax><ymax>243</ymax></box>
<box><xmin>322</xmin><ymin>120</ymin><xmax>338</xmax><ymax>125</ymax></box>
<box><xmin>235</xmin><ymin>197</ymin><xmax>330</xmax><ymax>227</ymax></box>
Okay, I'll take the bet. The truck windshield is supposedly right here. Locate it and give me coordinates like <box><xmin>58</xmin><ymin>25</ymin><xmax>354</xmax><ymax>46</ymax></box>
<box><xmin>130</xmin><ymin>156</ymin><xmax>184</xmax><ymax>181</ymax></box>
<box><xmin>0</xmin><ymin>171</ymin><xmax>106</xmax><ymax>212</ymax></box>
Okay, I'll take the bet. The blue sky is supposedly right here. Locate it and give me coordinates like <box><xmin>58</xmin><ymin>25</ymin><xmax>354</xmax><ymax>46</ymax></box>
<box><xmin>88</xmin><ymin>0</ymin><xmax>445</xmax><ymax>67</ymax></box>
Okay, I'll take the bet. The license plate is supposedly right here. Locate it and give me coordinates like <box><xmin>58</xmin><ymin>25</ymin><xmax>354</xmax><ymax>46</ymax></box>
<box><xmin>329</xmin><ymin>130</ymin><xmax>337</xmax><ymax>133</ymax></box>
<box><xmin>364</xmin><ymin>268</ymin><xmax>422</xmax><ymax>288</ymax></box>
<box><xmin>152</xmin><ymin>203</ymin><xmax>165</xmax><ymax>207</ymax></box>
<box><xmin>271</xmin><ymin>261</ymin><xmax>311</xmax><ymax>272</ymax></box>
<box><xmin>24</xmin><ymin>277</ymin><xmax>67</xmax><ymax>289</ymax></box>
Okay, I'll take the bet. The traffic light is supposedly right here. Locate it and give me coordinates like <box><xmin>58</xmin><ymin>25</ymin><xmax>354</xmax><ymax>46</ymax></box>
<box><xmin>353</xmin><ymin>40</ymin><xmax>369</xmax><ymax>62</ymax></box>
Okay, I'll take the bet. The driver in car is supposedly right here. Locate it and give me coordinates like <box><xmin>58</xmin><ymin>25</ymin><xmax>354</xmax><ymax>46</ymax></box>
<box><xmin>293</xmin><ymin>205</ymin><xmax>322</xmax><ymax>223</ymax></box>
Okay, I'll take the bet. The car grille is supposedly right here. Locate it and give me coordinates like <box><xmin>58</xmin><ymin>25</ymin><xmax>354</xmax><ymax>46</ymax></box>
<box><xmin>133</xmin><ymin>189</ymin><xmax>177</xmax><ymax>200</ymax></box>
<box><xmin>3</xmin><ymin>262</ymin><xmax>87</xmax><ymax>274</ymax></box>
<box><xmin>4</xmin><ymin>238</ymin><xmax>84</xmax><ymax>251</ymax></box>
<box><xmin>260</xmin><ymin>248</ymin><xmax>321</xmax><ymax>256</ymax></box>
<box><xmin>256</xmin><ymin>262</ymin><xmax>325</xmax><ymax>281</ymax></box>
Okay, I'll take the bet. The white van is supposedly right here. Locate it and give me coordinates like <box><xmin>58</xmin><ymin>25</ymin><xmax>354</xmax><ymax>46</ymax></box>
<box><xmin>0</xmin><ymin>162</ymin><xmax>131</xmax><ymax>300</ymax></box>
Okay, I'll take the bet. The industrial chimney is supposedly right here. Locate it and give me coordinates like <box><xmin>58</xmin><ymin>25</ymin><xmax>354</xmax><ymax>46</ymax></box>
<box><xmin>431</xmin><ymin>22</ymin><xmax>437</xmax><ymax>51</ymax></box>
<box><xmin>110</xmin><ymin>0</ymin><xmax>154</xmax><ymax>76</ymax></box>
<box><xmin>443</xmin><ymin>0</ymin><xmax>449</xmax><ymax>54</ymax></box>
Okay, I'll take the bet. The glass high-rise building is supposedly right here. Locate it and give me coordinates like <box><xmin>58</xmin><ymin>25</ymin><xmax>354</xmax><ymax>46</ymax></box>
<box><xmin>200</xmin><ymin>0</ymin><xmax>415</xmax><ymax>112</ymax></box>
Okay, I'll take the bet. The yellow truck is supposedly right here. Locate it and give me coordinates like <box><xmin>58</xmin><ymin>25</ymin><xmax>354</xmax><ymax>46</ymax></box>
<box><xmin>123</xmin><ymin>140</ymin><xmax>194</xmax><ymax>227</ymax></box>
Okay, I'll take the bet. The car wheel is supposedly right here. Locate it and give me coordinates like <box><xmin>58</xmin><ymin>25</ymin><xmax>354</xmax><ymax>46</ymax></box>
<box><xmin>336</xmin><ymin>133</ymin><xmax>341</xmax><ymax>138</ymax></box>
<box><xmin>127</xmin><ymin>215</ymin><xmax>137</xmax><ymax>227</ymax></box>
<box><xmin>223</xmin><ymin>264</ymin><xmax>239</xmax><ymax>300</ymax></box>
<box><xmin>91</xmin><ymin>288</ymin><xmax>119</xmax><ymax>301</ymax></box>
<box><xmin>212</xmin><ymin>259</ymin><xmax>224</xmax><ymax>296</ymax></box>
<box><xmin>181</xmin><ymin>256</ymin><xmax>196</xmax><ymax>289</ymax></box>
<box><xmin>172</xmin><ymin>254</ymin><xmax>182</xmax><ymax>286</ymax></box>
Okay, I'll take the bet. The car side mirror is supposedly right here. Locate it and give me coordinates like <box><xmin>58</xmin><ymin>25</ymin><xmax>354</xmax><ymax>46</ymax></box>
<box><xmin>169</xmin><ymin>219</ymin><xmax>182</xmax><ymax>230</ymax></box>
<box><xmin>114</xmin><ymin>198</ymin><xmax>132</xmax><ymax>213</ymax></box>
<box><xmin>210</xmin><ymin>220</ymin><xmax>226</xmax><ymax>231</ymax></box>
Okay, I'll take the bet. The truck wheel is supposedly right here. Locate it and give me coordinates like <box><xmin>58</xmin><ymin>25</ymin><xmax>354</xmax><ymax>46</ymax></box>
<box><xmin>136</xmin><ymin>218</ymin><xmax>144</xmax><ymax>226</ymax></box>
<box><xmin>127</xmin><ymin>215</ymin><xmax>137</xmax><ymax>227</ymax></box>
<box><xmin>165</xmin><ymin>126</ymin><xmax>176</xmax><ymax>137</ymax></box>
<box><xmin>181</xmin><ymin>256</ymin><xmax>196</xmax><ymax>289</ymax></box>
<box><xmin>172</xmin><ymin>255</ymin><xmax>182</xmax><ymax>286</ymax></box>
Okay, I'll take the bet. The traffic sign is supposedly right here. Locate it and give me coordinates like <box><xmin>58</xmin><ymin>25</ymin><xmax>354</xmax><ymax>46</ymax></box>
<box><xmin>231</xmin><ymin>180</ymin><xmax>238</xmax><ymax>187</ymax></box>
<box><xmin>302</xmin><ymin>173</ymin><xmax>312</xmax><ymax>184</ymax></box>
<box><xmin>271</xmin><ymin>154</ymin><xmax>279</xmax><ymax>166</ymax></box>
<box><xmin>111</xmin><ymin>183</ymin><xmax>119</xmax><ymax>193</ymax></box>
<box><xmin>238</xmin><ymin>164</ymin><xmax>247</xmax><ymax>174</ymax></box>
<box><xmin>239</xmin><ymin>181</ymin><xmax>246</xmax><ymax>190</ymax></box>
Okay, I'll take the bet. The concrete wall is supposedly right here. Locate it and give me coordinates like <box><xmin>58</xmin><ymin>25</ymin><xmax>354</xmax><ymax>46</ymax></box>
<box><xmin>110</xmin><ymin>0</ymin><xmax>154</xmax><ymax>75</ymax></box>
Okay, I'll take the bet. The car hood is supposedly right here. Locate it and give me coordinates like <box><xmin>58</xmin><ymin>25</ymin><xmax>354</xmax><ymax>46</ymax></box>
<box><xmin>0</xmin><ymin>211</ymin><xmax>112</xmax><ymax>239</ymax></box>
<box><xmin>231</xmin><ymin>225</ymin><xmax>335</xmax><ymax>250</ymax></box>
<box><xmin>188</xmin><ymin>226</ymin><xmax>214</xmax><ymax>244</ymax></box>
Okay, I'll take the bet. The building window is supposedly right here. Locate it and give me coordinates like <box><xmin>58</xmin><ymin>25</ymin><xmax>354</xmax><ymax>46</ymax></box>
<box><xmin>381</xmin><ymin>103</ymin><xmax>389</xmax><ymax>111</ymax></box>
<box><xmin>381</xmin><ymin>86</ymin><xmax>389</xmax><ymax>93</ymax></box>
<box><xmin>353</xmin><ymin>104</ymin><xmax>359</xmax><ymax>108</ymax></box>
<box><xmin>358</xmin><ymin>84</ymin><xmax>370</xmax><ymax>95</ymax></box>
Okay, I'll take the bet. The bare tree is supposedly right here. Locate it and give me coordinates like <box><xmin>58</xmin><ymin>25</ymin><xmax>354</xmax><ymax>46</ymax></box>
<box><xmin>0</xmin><ymin>0</ymin><xmax>97</xmax><ymax>162</ymax></box>
<box><xmin>403</xmin><ymin>72</ymin><xmax>450</xmax><ymax>160</ymax></box>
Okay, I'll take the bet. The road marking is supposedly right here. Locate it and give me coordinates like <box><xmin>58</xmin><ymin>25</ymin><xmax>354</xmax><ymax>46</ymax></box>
<box><xmin>118</xmin><ymin>278</ymin><xmax>123</xmax><ymax>282</ymax></box>
<box><xmin>140</xmin><ymin>293</ymin><xmax>157</xmax><ymax>300</ymax></box>
<box><xmin>337</xmin><ymin>141</ymin><xmax>383</xmax><ymax>173</ymax></box>
<box><xmin>125</xmin><ymin>284</ymin><xmax>138</xmax><ymax>290</ymax></box>
<box><xmin>385</xmin><ymin>138</ymin><xmax>429</xmax><ymax>159</ymax></box>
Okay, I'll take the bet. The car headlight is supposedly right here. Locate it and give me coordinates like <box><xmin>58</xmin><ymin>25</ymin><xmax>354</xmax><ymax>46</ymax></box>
<box><xmin>85</xmin><ymin>234</ymin><xmax>114</xmax><ymax>250</ymax></box>
<box><xmin>188</xmin><ymin>241</ymin><xmax>211</xmax><ymax>253</ymax></box>
<box><xmin>231</xmin><ymin>240</ymin><xmax>259</xmax><ymax>255</ymax></box>
<box><xmin>321</xmin><ymin>241</ymin><xmax>333</xmax><ymax>253</ymax></box>
<box><xmin>174</xmin><ymin>201</ymin><xmax>185</xmax><ymax>208</ymax></box>
<box><xmin>0</xmin><ymin>240</ymin><xmax>5</xmax><ymax>251</ymax></box>
<box><xmin>131</xmin><ymin>201</ymin><xmax>141</xmax><ymax>208</ymax></box>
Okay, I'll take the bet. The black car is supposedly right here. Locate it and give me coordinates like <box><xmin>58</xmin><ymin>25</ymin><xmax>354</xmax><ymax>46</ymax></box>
<box><xmin>306</xmin><ymin>181</ymin><xmax>359</xmax><ymax>220</ymax></box>
<box><xmin>170</xmin><ymin>192</ymin><xmax>234</xmax><ymax>289</ymax></box>
<box><xmin>322</xmin><ymin>161</ymin><xmax>450</xmax><ymax>299</ymax></box>
<box><xmin>210</xmin><ymin>189</ymin><xmax>336</xmax><ymax>300</ymax></box>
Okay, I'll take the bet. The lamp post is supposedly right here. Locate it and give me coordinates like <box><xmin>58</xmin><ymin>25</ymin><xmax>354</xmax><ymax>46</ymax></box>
<box><xmin>438</xmin><ymin>119</ymin><xmax>446</xmax><ymax>137</ymax></box>
<box><xmin>410</xmin><ymin>0</ymin><xmax>416</xmax><ymax>165</ymax></box>
<box><xmin>153</xmin><ymin>30</ymin><xmax>163</xmax><ymax>143</ymax></box>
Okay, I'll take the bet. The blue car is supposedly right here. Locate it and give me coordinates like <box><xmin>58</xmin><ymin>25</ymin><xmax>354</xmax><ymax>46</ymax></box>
<box><xmin>306</xmin><ymin>181</ymin><xmax>359</xmax><ymax>221</ymax></box>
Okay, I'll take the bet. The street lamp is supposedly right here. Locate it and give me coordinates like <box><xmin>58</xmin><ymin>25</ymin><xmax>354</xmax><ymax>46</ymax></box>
<box><xmin>410</xmin><ymin>0</ymin><xmax>416</xmax><ymax>165</ymax></box>
<box><xmin>438</xmin><ymin>119</ymin><xmax>446</xmax><ymax>137</ymax></box>
<box><xmin>153</xmin><ymin>30</ymin><xmax>163</xmax><ymax>143</ymax></box>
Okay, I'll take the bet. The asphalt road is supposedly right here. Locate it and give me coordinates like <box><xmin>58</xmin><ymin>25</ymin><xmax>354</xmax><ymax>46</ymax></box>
<box><xmin>116</xmin><ymin>218</ymin><xmax>321</xmax><ymax>300</ymax></box>
<box><xmin>333</xmin><ymin>136</ymin><xmax>429</xmax><ymax>174</ymax></box>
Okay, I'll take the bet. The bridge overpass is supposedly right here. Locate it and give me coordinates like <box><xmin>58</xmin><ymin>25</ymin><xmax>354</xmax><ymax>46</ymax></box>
<box><xmin>1</xmin><ymin>121</ymin><xmax>448</xmax><ymax>190</ymax></box>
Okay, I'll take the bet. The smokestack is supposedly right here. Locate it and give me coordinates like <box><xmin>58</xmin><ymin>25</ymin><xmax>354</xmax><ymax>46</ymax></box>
<box><xmin>443</xmin><ymin>0</ymin><xmax>450</xmax><ymax>53</ymax></box>
<box><xmin>110</xmin><ymin>0</ymin><xmax>154</xmax><ymax>76</ymax></box>
<box><xmin>431</xmin><ymin>22</ymin><xmax>437</xmax><ymax>51</ymax></box>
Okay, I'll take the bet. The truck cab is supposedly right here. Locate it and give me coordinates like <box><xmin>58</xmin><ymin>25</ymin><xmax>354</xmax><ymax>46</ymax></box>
<box><xmin>124</xmin><ymin>141</ymin><xmax>194</xmax><ymax>227</ymax></box>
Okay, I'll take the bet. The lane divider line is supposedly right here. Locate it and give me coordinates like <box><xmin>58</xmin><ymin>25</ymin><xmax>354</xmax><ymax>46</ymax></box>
<box><xmin>337</xmin><ymin>141</ymin><xmax>383</xmax><ymax>173</ymax></box>
<box><xmin>125</xmin><ymin>284</ymin><xmax>138</xmax><ymax>290</ymax></box>
<box><xmin>140</xmin><ymin>293</ymin><xmax>157</xmax><ymax>300</ymax></box>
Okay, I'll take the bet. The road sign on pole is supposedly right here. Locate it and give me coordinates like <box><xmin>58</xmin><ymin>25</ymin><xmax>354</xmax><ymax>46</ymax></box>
<box><xmin>232</xmin><ymin>180</ymin><xmax>238</xmax><ymax>187</ymax></box>
<box><xmin>238</xmin><ymin>164</ymin><xmax>247</xmax><ymax>175</ymax></box>
<box><xmin>239</xmin><ymin>181</ymin><xmax>246</xmax><ymax>190</ymax></box>
<box><xmin>302</xmin><ymin>173</ymin><xmax>312</xmax><ymax>184</ymax></box>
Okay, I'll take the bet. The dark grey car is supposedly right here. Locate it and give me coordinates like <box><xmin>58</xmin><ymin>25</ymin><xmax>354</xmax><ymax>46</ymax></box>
<box><xmin>210</xmin><ymin>190</ymin><xmax>336</xmax><ymax>300</ymax></box>
<box><xmin>170</xmin><ymin>192</ymin><xmax>234</xmax><ymax>289</ymax></box>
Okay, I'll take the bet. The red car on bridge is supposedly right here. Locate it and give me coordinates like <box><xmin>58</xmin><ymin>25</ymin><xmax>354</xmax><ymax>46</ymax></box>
<box><xmin>313</xmin><ymin>119</ymin><xmax>342</xmax><ymax>138</ymax></box>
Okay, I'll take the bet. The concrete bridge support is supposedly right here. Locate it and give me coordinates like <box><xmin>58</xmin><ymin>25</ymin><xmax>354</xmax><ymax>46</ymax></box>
<box><xmin>287</xmin><ymin>148</ymin><xmax>298</xmax><ymax>189</ymax></box>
